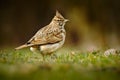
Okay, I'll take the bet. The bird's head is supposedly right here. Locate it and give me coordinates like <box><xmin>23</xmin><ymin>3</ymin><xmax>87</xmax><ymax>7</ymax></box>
<box><xmin>52</xmin><ymin>10</ymin><xmax>69</xmax><ymax>26</ymax></box>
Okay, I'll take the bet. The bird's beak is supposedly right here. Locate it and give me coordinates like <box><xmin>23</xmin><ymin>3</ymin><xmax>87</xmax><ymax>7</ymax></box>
<box><xmin>64</xmin><ymin>19</ymin><xmax>69</xmax><ymax>22</ymax></box>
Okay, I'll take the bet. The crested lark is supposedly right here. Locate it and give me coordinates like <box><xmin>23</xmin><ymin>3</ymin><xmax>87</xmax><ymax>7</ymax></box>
<box><xmin>15</xmin><ymin>10</ymin><xmax>68</xmax><ymax>55</ymax></box>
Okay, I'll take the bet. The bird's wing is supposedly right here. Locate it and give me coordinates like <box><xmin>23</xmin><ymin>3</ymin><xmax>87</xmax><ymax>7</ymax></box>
<box><xmin>27</xmin><ymin>25</ymin><xmax>64</xmax><ymax>45</ymax></box>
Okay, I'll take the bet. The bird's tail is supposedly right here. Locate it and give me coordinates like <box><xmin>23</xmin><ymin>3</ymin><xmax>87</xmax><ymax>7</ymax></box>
<box><xmin>15</xmin><ymin>44</ymin><xmax>29</xmax><ymax>50</ymax></box>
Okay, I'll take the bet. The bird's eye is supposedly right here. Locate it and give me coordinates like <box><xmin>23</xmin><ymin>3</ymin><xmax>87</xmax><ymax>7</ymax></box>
<box><xmin>56</xmin><ymin>19</ymin><xmax>61</xmax><ymax>21</ymax></box>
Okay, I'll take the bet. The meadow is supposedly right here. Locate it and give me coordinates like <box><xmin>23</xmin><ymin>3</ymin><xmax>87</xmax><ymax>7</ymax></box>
<box><xmin>0</xmin><ymin>47</ymin><xmax>120</xmax><ymax>80</ymax></box>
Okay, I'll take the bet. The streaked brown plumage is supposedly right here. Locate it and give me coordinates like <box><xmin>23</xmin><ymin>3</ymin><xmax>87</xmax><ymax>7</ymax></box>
<box><xmin>15</xmin><ymin>10</ymin><xmax>68</xmax><ymax>55</ymax></box>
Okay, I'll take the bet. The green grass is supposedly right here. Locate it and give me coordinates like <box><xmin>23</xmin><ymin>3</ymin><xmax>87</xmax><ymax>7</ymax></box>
<box><xmin>0</xmin><ymin>48</ymin><xmax>120</xmax><ymax>80</ymax></box>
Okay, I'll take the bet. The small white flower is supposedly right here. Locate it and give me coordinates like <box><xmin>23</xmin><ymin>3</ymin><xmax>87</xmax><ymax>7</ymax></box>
<box><xmin>104</xmin><ymin>48</ymin><xmax>120</xmax><ymax>56</ymax></box>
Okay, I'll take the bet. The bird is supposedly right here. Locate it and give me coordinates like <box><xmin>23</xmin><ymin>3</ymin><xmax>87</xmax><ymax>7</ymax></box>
<box><xmin>15</xmin><ymin>10</ymin><xmax>69</xmax><ymax>56</ymax></box>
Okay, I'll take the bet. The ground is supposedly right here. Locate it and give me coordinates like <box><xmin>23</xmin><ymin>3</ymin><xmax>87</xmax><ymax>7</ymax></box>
<box><xmin>0</xmin><ymin>47</ymin><xmax>120</xmax><ymax>80</ymax></box>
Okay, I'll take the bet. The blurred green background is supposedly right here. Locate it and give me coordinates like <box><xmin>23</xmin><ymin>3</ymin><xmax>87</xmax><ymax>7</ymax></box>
<box><xmin>0</xmin><ymin>0</ymin><xmax>120</xmax><ymax>50</ymax></box>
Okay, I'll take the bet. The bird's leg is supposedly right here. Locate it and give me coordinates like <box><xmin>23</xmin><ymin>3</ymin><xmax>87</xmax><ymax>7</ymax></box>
<box><xmin>41</xmin><ymin>54</ymin><xmax>46</xmax><ymax>62</ymax></box>
<box><xmin>51</xmin><ymin>53</ymin><xmax>58</xmax><ymax>59</ymax></box>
